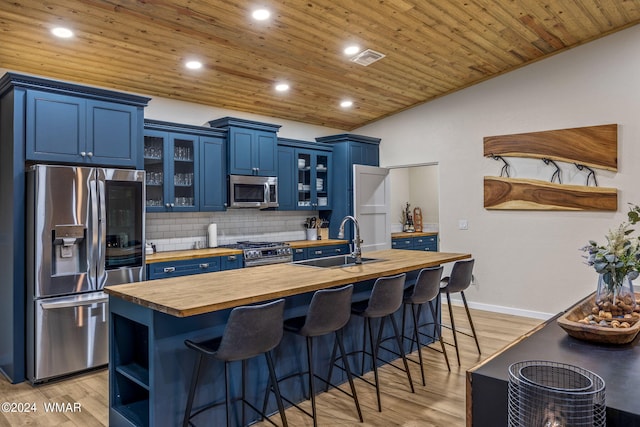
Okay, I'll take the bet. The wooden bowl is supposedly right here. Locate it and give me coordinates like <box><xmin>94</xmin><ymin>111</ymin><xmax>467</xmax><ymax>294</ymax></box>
<box><xmin>557</xmin><ymin>293</ymin><xmax>640</xmax><ymax>345</ymax></box>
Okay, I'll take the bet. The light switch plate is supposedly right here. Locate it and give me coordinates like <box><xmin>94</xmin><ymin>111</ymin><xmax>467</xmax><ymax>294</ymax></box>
<box><xmin>458</xmin><ymin>219</ymin><xmax>468</xmax><ymax>230</ymax></box>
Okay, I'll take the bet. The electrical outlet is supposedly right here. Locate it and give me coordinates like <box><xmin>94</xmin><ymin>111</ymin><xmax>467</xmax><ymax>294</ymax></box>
<box><xmin>458</xmin><ymin>219</ymin><xmax>468</xmax><ymax>230</ymax></box>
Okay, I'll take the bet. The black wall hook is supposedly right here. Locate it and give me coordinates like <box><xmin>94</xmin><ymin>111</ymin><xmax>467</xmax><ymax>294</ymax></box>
<box><xmin>542</xmin><ymin>158</ymin><xmax>562</xmax><ymax>184</ymax></box>
<box><xmin>575</xmin><ymin>163</ymin><xmax>598</xmax><ymax>187</ymax></box>
<box><xmin>490</xmin><ymin>154</ymin><xmax>511</xmax><ymax>177</ymax></box>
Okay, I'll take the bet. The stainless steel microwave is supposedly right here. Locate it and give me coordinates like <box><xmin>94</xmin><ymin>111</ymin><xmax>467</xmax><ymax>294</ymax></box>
<box><xmin>228</xmin><ymin>175</ymin><xmax>278</xmax><ymax>209</ymax></box>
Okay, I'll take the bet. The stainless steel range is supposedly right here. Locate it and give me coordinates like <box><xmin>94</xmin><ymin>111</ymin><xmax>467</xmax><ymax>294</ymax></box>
<box><xmin>220</xmin><ymin>241</ymin><xmax>293</xmax><ymax>267</ymax></box>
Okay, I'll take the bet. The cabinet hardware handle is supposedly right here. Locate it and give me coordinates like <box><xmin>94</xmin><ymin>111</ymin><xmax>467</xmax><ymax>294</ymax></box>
<box><xmin>163</xmin><ymin>267</ymin><xmax>176</xmax><ymax>273</ymax></box>
<box><xmin>295</xmin><ymin>249</ymin><xmax>304</xmax><ymax>253</ymax></box>
<box><xmin>80</xmin><ymin>151</ymin><xmax>86</xmax><ymax>157</ymax></box>
<box><xmin>314</xmin><ymin>250</ymin><xmax>322</xmax><ymax>255</ymax></box>
<box><xmin>335</xmin><ymin>248</ymin><xmax>342</xmax><ymax>253</ymax></box>
<box><xmin>170</xmin><ymin>203</ymin><xmax>175</xmax><ymax>207</ymax></box>
<box><xmin>228</xmin><ymin>255</ymin><xmax>236</xmax><ymax>261</ymax></box>
<box><xmin>199</xmin><ymin>263</ymin><xmax>209</xmax><ymax>269</ymax></box>
<box><xmin>87</xmin><ymin>152</ymin><xmax>93</xmax><ymax>157</ymax></box>
<box><xmin>417</xmin><ymin>239</ymin><xmax>423</xmax><ymax>243</ymax></box>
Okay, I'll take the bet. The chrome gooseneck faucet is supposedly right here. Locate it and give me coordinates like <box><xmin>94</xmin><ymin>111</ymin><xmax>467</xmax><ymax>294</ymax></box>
<box><xmin>337</xmin><ymin>215</ymin><xmax>363</xmax><ymax>264</ymax></box>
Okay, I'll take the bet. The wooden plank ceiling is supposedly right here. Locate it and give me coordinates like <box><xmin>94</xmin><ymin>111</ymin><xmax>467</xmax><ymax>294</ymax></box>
<box><xmin>1</xmin><ymin>1</ymin><xmax>639</xmax><ymax>130</ymax></box>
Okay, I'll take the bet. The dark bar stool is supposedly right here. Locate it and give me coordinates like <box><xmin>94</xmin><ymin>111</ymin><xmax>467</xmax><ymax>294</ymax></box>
<box><xmin>440</xmin><ymin>258</ymin><xmax>481</xmax><ymax>365</ymax></box>
<box><xmin>330</xmin><ymin>273</ymin><xmax>415</xmax><ymax>412</ymax></box>
<box><xmin>401</xmin><ymin>266</ymin><xmax>450</xmax><ymax>387</ymax></box>
<box><xmin>182</xmin><ymin>299</ymin><xmax>288</xmax><ymax>427</ymax></box>
<box><xmin>265</xmin><ymin>284</ymin><xmax>363</xmax><ymax>426</ymax></box>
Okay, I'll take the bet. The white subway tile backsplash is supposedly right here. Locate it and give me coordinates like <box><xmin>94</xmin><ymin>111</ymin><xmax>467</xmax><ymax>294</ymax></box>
<box><xmin>146</xmin><ymin>210</ymin><xmax>319</xmax><ymax>251</ymax></box>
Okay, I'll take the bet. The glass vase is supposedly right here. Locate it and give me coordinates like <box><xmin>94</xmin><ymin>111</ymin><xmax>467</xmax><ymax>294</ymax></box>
<box><xmin>595</xmin><ymin>273</ymin><xmax>636</xmax><ymax>317</ymax></box>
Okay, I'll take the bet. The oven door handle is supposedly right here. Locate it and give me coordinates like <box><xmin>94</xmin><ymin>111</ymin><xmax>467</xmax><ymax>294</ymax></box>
<box><xmin>40</xmin><ymin>295</ymin><xmax>108</xmax><ymax>310</ymax></box>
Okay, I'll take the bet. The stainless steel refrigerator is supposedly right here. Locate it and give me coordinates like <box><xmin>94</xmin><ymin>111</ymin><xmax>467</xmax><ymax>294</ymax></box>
<box><xmin>26</xmin><ymin>164</ymin><xmax>145</xmax><ymax>383</ymax></box>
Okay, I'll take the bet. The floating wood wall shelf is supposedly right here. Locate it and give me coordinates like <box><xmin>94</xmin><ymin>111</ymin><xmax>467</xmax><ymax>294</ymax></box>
<box><xmin>484</xmin><ymin>124</ymin><xmax>618</xmax><ymax>171</ymax></box>
<box><xmin>484</xmin><ymin>177</ymin><xmax>617</xmax><ymax>211</ymax></box>
<box><xmin>483</xmin><ymin>124</ymin><xmax>618</xmax><ymax>211</ymax></box>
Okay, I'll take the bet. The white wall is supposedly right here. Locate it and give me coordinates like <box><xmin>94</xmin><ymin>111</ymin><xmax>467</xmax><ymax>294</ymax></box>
<box><xmin>389</xmin><ymin>168</ymin><xmax>411</xmax><ymax>226</ymax></box>
<box><xmin>409</xmin><ymin>165</ymin><xmax>439</xmax><ymax>225</ymax></box>
<box><xmin>389</xmin><ymin>165</ymin><xmax>440</xmax><ymax>229</ymax></box>
<box><xmin>356</xmin><ymin>25</ymin><xmax>640</xmax><ymax>318</ymax></box>
<box><xmin>144</xmin><ymin>97</ymin><xmax>345</xmax><ymax>140</ymax></box>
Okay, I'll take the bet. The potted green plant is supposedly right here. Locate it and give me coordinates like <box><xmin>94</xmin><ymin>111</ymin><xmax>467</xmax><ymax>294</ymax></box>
<box><xmin>581</xmin><ymin>205</ymin><xmax>640</xmax><ymax>317</ymax></box>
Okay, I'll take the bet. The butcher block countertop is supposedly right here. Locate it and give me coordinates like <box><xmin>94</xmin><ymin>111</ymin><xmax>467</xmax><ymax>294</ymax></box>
<box><xmin>288</xmin><ymin>238</ymin><xmax>348</xmax><ymax>248</ymax></box>
<box><xmin>391</xmin><ymin>231</ymin><xmax>438</xmax><ymax>238</ymax></box>
<box><xmin>106</xmin><ymin>249</ymin><xmax>470</xmax><ymax>318</ymax></box>
<box><xmin>145</xmin><ymin>239</ymin><xmax>349</xmax><ymax>264</ymax></box>
<box><xmin>146</xmin><ymin>247</ymin><xmax>243</xmax><ymax>263</ymax></box>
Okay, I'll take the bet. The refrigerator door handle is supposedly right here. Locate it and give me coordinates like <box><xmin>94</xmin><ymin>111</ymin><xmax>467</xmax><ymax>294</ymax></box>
<box><xmin>40</xmin><ymin>296</ymin><xmax>109</xmax><ymax>310</ymax></box>
<box><xmin>96</xmin><ymin>176</ymin><xmax>107</xmax><ymax>287</ymax></box>
<box><xmin>88</xmin><ymin>175</ymin><xmax>99</xmax><ymax>289</ymax></box>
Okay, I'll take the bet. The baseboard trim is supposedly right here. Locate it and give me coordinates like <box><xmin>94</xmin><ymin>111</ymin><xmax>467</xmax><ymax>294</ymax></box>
<box><xmin>443</xmin><ymin>297</ymin><xmax>554</xmax><ymax>320</ymax></box>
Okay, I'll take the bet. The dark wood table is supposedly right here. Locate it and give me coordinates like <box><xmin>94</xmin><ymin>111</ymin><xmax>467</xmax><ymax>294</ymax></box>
<box><xmin>467</xmin><ymin>295</ymin><xmax>640</xmax><ymax>427</ymax></box>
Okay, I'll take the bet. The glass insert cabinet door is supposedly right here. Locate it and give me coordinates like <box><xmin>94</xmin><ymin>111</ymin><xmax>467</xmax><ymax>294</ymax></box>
<box><xmin>143</xmin><ymin>131</ymin><xmax>197</xmax><ymax>211</ymax></box>
<box><xmin>315</xmin><ymin>153</ymin><xmax>329</xmax><ymax>209</ymax></box>
<box><xmin>143</xmin><ymin>134</ymin><xmax>164</xmax><ymax>208</ymax></box>
<box><xmin>297</xmin><ymin>152</ymin><xmax>312</xmax><ymax>208</ymax></box>
<box><xmin>296</xmin><ymin>151</ymin><xmax>330</xmax><ymax>209</ymax></box>
<box><xmin>171</xmin><ymin>135</ymin><xmax>195</xmax><ymax>209</ymax></box>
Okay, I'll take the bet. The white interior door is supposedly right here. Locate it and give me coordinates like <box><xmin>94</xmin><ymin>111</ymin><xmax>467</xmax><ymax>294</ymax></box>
<box><xmin>353</xmin><ymin>164</ymin><xmax>391</xmax><ymax>252</ymax></box>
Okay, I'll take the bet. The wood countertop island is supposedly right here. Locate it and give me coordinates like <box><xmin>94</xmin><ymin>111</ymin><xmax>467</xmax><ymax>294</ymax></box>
<box><xmin>106</xmin><ymin>249</ymin><xmax>470</xmax><ymax>317</ymax></box>
<box><xmin>106</xmin><ymin>249</ymin><xmax>470</xmax><ymax>427</ymax></box>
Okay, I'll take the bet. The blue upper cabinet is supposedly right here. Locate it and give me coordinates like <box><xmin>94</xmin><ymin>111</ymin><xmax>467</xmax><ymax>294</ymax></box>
<box><xmin>277</xmin><ymin>144</ymin><xmax>296</xmax><ymax>210</ymax></box>
<box><xmin>144</xmin><ymin>128</ymin><xmax>199</xmax><ymax>212</ymax></box>
<box><xmin>87</xmin><ymin>99</ymin><xmax>140</xmax><ymax>166</ymax></box>
<box><xmin>315</xmin><ymin>134</ymin><xmax>380</xmax><ymax>239</ymax></box>
<box><xmin>19</xmin><ymin>75</ymin><xmax>148</xmax><ymax>168</ymax></box>
<box><xmin>144</xmin><ymin>120</ymin><xmax>227</xmax><ymax>212</ymax></box>
<box><xmin>207</xmin><ymin>117</ymin><xmax>281</xmax><ymax>176</ymax></box>
<box><xmin>277</xmin><ymin>138</ymin><xmax>334</xmax><ymax>211</ymax></box>
<box><xmin>199</xmin><ymin>135</ymin><xmax>227</xmax><ymax>211</ymax></box>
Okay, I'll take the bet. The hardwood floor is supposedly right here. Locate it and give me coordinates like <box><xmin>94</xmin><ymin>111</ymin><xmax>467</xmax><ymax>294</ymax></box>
<box><xmin>0</xmin><ymin>306</ymin><xmax>541</xmax><ymax>426</ymax></box>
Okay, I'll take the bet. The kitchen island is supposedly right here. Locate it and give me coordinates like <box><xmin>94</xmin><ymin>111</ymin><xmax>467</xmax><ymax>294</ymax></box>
<box><xmin>105</xmin><ymin>249</ymin><xmax>470</xmax><ymax>426</ymax></box>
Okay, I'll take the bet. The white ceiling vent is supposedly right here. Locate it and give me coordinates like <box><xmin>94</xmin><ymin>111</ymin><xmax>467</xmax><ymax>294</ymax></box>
<box><xmin>350</xmin><ymin>49</ymin><xmax>386</xmax><ymax>66</ymax></box>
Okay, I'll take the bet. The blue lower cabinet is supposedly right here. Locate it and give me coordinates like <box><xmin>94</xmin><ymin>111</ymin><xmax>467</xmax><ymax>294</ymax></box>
<box><xmin>292</xmin><ymin>247</ymin><xmax>307</xmax><ymax>261</ymax></box>
<box><xmin>147</xmin><ymin>257</ymin><xmax>221</xmax><ymax>280</ymax></box>
<box><xmin>392</xmin><ymin>235</ymin><xmax>438</xmax><ymax>252</ymax></box>
<box><xmin>306</xmin><ymin>244</ymin><xmax>349</xmax><ymax>259</ymax></box>
<box><xmin>391</xmin><ymin>238</ymin><xmax>412</xmax><ymax>250</ymax></box>
<box><xmin>221</xmin><ymin>254</ymin><xmax>243</xmax><ymax>270</ymax></box>
<box><xmin>413</xmin><ymin>235</ymin><xmax>438</xmax><ymax>252</ymax></box>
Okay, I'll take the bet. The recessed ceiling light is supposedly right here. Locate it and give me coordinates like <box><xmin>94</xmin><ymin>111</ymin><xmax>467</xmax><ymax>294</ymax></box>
<box><xmin>252</xmin><ymin>9</ymin><xmax>271</xmax><ymax>21</ymax></box>
<box><xmin>344</xmin><ymin>45</ymin><xmax>360</xmax><ymax>56</ymax></box>
<box><xmin>340</xmin><ymin>100</ymin><xmax>354</xmax><ymax>108</ymax></box>
<box><xmin>51</xmin><ymin>27</ymin><xmax>74</xmax><ymax>38</ymax></box>
<box><xmin>275</xmin><ymin>83</ymin><xmax>290</xmax><ymax>92</ymax></box>
<box><xmin>185</xmin><ymin>60</ymin><xmax>203</xmax><ymax>70</ymax></box>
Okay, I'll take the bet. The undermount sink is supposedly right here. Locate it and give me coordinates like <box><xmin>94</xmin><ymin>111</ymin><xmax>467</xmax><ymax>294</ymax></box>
<box><xmin>292</xmin><ymin>255</ymin><xmax>383</xmax><ymax>268</ymax></box>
